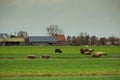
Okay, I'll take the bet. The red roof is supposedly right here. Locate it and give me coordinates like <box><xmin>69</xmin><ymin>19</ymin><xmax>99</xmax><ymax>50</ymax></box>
<box><xmin>55</xmin><ymin>35</ymin><xmax>66</xmax><ymax>42</ymax></box>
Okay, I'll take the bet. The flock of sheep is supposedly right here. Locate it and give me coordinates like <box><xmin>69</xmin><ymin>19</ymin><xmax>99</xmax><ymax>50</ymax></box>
<box><xmin>27</xmin><ymin>48</ymin><xmax>107</xmax><ymax>59</ymax></box>
<box><xmin>80</xmin><ymin>48</ymin><xmax>107</xmax><ymax>58</ymax></box>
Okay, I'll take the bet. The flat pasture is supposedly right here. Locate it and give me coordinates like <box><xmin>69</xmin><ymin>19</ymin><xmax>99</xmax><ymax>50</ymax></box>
<box><xmin>0</xmin><ymin>76</ymin><xmax>120</xmax><ymax>80</ymax></box>
<box><xmin>0</xmin><ymin>46</ymin><xmax>120</xmax><ymax>80</ymax></box>
<box><xmin>0</xmin><ymin>46</ymin><xmax>120</xmax><ymax>59</ymax></box>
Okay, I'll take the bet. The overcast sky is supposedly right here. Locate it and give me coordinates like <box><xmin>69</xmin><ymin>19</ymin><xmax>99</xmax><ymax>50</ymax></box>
<box><xmin>0</xmin><ymin>0</ymin><xmax>120</xmax><ymax>38</ymax></box>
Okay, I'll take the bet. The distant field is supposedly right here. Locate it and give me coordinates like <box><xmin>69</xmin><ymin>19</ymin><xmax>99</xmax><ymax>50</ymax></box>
<box><xmin>0</xmin><ymin>46</ymin><xmax>120</xmax><ymax>59</ymax></box>
<box><xmin>0</xmin><ymin>46</ymin><xmax>120</xmax><ymax>79</ymax></box>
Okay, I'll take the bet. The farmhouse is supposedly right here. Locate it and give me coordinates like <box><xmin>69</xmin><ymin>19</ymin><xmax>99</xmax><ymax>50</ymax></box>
<box><xmin>54</xmin><ymin>34</ymin><xmax>66</xmax><ymax>45</ymax></box>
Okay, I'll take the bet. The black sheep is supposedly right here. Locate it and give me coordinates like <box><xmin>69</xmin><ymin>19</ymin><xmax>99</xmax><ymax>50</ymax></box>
<box><xmin>55</xmin><ymin>48</ymin><xmax>62</xmax><ymax>53</ymax></box>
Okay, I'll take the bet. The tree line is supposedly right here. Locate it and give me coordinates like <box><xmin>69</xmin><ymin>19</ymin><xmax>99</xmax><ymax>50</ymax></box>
<box><xmin>10</xmin><ymin>25</ymin><xmax>120</xmax><ymax>46</ymax></box>
<box><xmin>66</xmin><ymin>33</ymin><xmax>120</xmax><ymax>46</ymax></box>
<box><xmin>46</xmin><ymin>25</ymin><xmax>120</xmax><ymax>46</ymax></box>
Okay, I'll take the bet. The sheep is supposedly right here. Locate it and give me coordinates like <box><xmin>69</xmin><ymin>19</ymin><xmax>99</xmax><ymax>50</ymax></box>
<box><xmin>80</xmin><ymin>48</ymin><xmax>94</xmax><ymax>55</ymax></box>
<box><xmin>88</xmin><ymin>49</ymin><xmax>94</xmax><ymax>53</ymax></box>
<box><xmin>92</xmin><ymin>52</ymin><xmax>107</xmax><ymax>58</ymax></box>
<box><xmin>80</xmin><ymin>48</ymin><xmax>88</xmax><ymax>54</ymax></box>
<box><xmin>27</xmin><ymin>54</ymin><xmax>36</xmax><ymax>59</ymax></box>
<box><xmin>55</xmin><ymin>48</ymin><xmax>62</xmax><ymax>53</ymax></box>
<box><xmin>41</xmin><ymin>54</ymin><xmax>50</xmax><ymax>59</ymax></box>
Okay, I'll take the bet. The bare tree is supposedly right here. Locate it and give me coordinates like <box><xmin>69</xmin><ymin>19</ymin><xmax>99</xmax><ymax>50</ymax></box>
<box><xmin>98</xmin><ymin>37</ymin><xmax>106</xmax><ymax>45</ymax></box>
<box><xmin>107</xmin><ymin>36</ymin><xmax>120</xmax><ymax>45</ymax></box>
<box><xmin>47</xmin><ymin>25</ymin><xmax>63</xmax><ymax>36</ymax></box>
<box><xmin>77</xmin><ymin>35</ymin><xmax>84</xmax><ymax>45</ymax></box>
<box><xmin>17</xmin><ymin>31</ymin><xmax>28</xmax><ymax>39</ymax></box>
<box><xmin>90</xmin><ymin>35</ymin><xmax>98</xmax><ymax>45</ymax></box>
<box><xmin>70</xmin><ymin>32</ymin><xmax>89</xmax><ymax>46</ymax></box>
<box><xmin>71</xmin><ymin>36</ymin><xmax>77</xmax><ymax>45</ymax></box>
<box><xmin>67</xmin><ymin>36</ymin><xmax>72</xmax><ymax>45</ymax></box>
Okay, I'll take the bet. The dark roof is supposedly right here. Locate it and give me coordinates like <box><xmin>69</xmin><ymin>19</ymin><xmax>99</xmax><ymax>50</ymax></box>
<box><xmin>28</xmin><ymin>36</ymin><xmax>57</xmax><ymax>43</ymax></box>
<box><xmin>0</xmin><ymin>33</ymin><xmax>9</xmax><ymax>38</ymax></box>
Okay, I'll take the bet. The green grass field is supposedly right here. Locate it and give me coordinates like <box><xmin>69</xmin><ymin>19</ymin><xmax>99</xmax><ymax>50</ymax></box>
<box><xmin>0</xmin><ymin>76</ymin><xmax>120</xmax><ymax>80</ymax></box>
<box><xmin>0</xmin><ymin>46</ymin><xmax>120</xmax><ymax>59</ymax></box>
<box><xmin>0</xmin><ymin>46</ymin><xmax>120</xmax><ymax>80</ymax></box>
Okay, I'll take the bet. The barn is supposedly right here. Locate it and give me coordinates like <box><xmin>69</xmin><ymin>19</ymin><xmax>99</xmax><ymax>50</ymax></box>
<box><xmin>28</xmin><ymin>36</ymin><xmax>57</xmax><ymax>46</ymax></box>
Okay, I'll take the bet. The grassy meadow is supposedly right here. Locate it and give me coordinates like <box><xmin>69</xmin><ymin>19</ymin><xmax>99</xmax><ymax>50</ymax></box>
<box><xmin>0</xmin><ymin>76</ymin><xmax>120</xmax><ymax>80</ymax></box>
<box><xmin>0</xmin><ymin>46</ymin><xmax>120</xmax><ymax>59</ymax></box>
<box><xmin>0</xmin><ymin>46</ymin><xmax>120</xmax><ymax>80</ymax></box>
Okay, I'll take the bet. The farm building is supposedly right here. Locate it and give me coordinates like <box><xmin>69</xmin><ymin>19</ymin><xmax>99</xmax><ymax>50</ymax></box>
<box><xmin>28</xmin><ymin>36</ymin><xmax>57</xmax><ymax>45</ymax></box>
<box><xmin>0</xmin><ymin>33</ymin><xmax>67</xmax><ymax>46</ymax></box>
<box><xmin>0</xmin><ymin>33</ymin><xmax>25</xmax><ymax>46</ymax></box>
<box><xmin>28</xmin><ymin>35</ymin><xmax>67</xmax><ymax>46</ymax></box>
<box><xmin>54</xmin><ymin>34</ymin><xmax>67</xmax><ymax>45</ymax></box>
<box><xmin>5</xmin><ymin>38</ymin><xmax>25</xmax><ymax>46</ymax></box>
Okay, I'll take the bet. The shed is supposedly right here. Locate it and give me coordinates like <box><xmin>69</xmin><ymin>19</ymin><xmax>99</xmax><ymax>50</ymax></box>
<box><xmin>5</xmin><ymin>38</ymin><xmax>25</xmax><ymax>45</ymax></box>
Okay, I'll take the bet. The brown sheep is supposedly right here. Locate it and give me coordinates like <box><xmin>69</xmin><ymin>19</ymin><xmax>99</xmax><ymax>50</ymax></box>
<box><xmin>92</xmin><ymin>52</ymin><xmax>107</xmax><ymax>58</ymax></box>
<box><xmin>88</xmin><ymin>49</ymin><xmax>94</xmax><ymax>53</ymax></box>
<box><xmin>41</xmin><ymin>54</ymin><xmax>50</xmax><ymax>59</ymax></box>
<box><xmin>55</xmin><ymin>48</ymin><xmax>62</xmax><ymax>53</ymax></box>
<box><xmin>80</xmin><ymin>48</ymin><xmax>88</xmax><ymax>54</ymax></box>
<box><xmin>27</xmin><ymin>54</ymin><xmax>36</xmax><ymax>59</ymax></box>
<box><xmin>80</xmin><ymin>48</ymin><xmax>94</xmax><ymax>55</ymax></box>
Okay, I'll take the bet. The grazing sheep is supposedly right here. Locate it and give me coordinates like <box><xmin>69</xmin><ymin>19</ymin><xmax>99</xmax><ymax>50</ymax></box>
<box><xmin>27</xmin><ymin>54</ymin><xmax>36</xmax><ymax>59</ymax></box>
<box><xmin>41</xmin><ymin>54</ymin><xmax>50</xmax><ymax>59</ymax></box>
<box><xmin>88</xmin><ymin>49</ymin><xmax>94</xmax><ymax>53</ymax></box>
<box><xmin>80</xmin><ymin>48</ymin><xmax>88</xmax><ymax>54</ymax></box>
<box><xmin>92</xmin><ymin>52</ymin><xmax>107</xmax><ymax>58</ymax></box>
<box><xmin>55</xmin><ymin>48</ymin><xmax>62</xmax><ymax>53</ymax></box>
<box><xmin>80</xmin><ymin>48</ymin><xmax>94</xmax><ymax>55</ymax></box>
